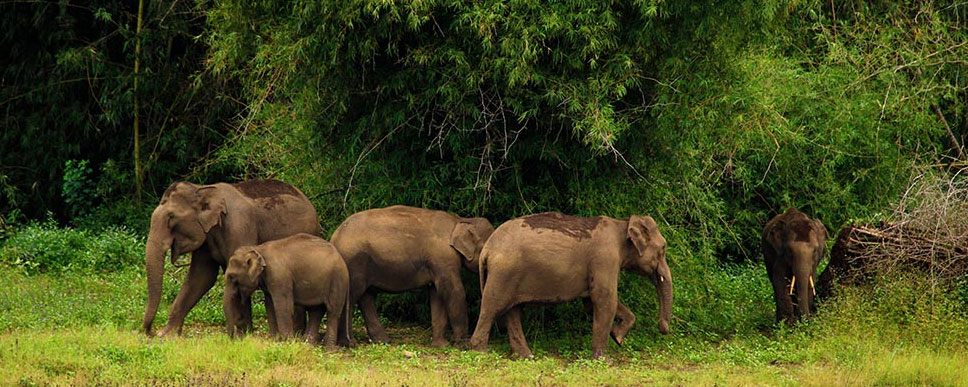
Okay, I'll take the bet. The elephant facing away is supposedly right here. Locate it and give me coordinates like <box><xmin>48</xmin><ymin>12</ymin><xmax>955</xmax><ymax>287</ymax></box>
<box><xmin>142</xmin><ymin>179</ymin><xmax>321</xmax><ymax>336</ymax></box>
<box><xmin>223</xmin><ymin>234</ymin><xmax>350</xmax><ymax>349</ymax></box>
<box><xmin>331</xmin><ymin>205</ymin><xmax>493</xmax><ymax>347</ymax></box>
<box><xmin>469</xmin><ymin>212</ymin><xmax>673</xmax><ymax>359</ymax></box>
<box><xmin>762</xmin><ymin>207</ymin><xmax>828</xmax><ymax>324</ymax></box>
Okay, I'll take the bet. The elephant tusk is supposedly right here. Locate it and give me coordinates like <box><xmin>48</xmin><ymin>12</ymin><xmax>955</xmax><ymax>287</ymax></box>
<box><xmin>789</xmin><ymin>275</ymin><xmax>796</xmax><ymax>295</ymax></box>
<box><xmin>809</xmin><ymin>276</ymin><xmax>816</xmax><ymax>296</ymax></box>
<box><xmin>659</xmin><ymin>275</ymin><xmax>664</xmax><ymax>283</ymax></box>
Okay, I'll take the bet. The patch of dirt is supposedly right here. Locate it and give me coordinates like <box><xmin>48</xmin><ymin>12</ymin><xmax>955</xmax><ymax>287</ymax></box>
<box><xmin>521</xmin><ymin>212</ymin><xmax>601</xmax><ymax>240</ymax></box>
<box><xmin>233</xmin><ymin>179</ymin><xmax>300</xmax><ymax>199</ymax></box>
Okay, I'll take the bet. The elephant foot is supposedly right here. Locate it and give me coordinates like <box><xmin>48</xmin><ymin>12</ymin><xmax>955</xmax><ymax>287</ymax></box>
<box><xmin>430</xmin><ymin>338</ymin><xmax>449</xmax><ymax>348</ymax></box>
<box><xmin>610</xmin><ymin>330</ymin><xmax>625</xmax><ymax>346</ymax></box>
<box><xmin>369</xmin><ymin>334</ymin><xmax>391</xmax><ymax>345</ymax></box>
<box><xmin>156</xmin><ymin>326</ymin><xmax>179</xmax><ymax>337</ymax></box>
<box><xmin>469</xmin><ymin>340</ymin><xmax>488</xmax><ymax>353</ymax></box>
<box><xmin>338</xmin><ymin>336</ymin><xmax>357</xmax><ymax>347</ymax></box>
<box><xmin>591</xmin><ymin>354</ymin><xmax>613</xmax><ymax>364</ymax></box>
<box><xmin>511</xmin><ymin>348</ymin><xmax>533</xmax><ymax>359</ymax></box>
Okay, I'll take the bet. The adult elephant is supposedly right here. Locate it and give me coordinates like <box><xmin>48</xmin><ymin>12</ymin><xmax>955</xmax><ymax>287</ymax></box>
<box><xmin>469</xmin><ymin>212</ymin><xmax>673</xmax><ymax>359</ymax></box>
<box><xmin>142</xmin><ymin>179</ymin><xmax>321</xmax><ymax>336</ymax></box>
<box><xmin>762</xmin><ymin>207</ymin><xmax>828</xmax><ymax>324</ymax></box>
<box><xmin>331</xmin><ymin>205</ymin><xmax>493</xmax><ymax>347</ymax></box>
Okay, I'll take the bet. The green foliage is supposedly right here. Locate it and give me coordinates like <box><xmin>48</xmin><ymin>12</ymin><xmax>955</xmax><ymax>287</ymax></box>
<box><xmin>61</xmin><ymin>160</ymin><xmax>96</xmax><ymax>219</ymax></box>
<box><xmin>192</xmin><ymin>0</ymin><xmax>968</xmax><ymax>335</ymax></box>
<box><xmin>0</xmin><ymin>220</ymin><xmax>142</xmax><ymax>274</ymax></box>
<box><xmin>0</xmin><ymin>0</ymin><xmax>238</xmax><ymax>220</ymax></box>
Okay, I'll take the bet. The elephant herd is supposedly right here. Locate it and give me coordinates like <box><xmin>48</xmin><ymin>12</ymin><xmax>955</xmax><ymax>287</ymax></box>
<box><xmin>141</xmin><ymin>179</ymin><xmax>825</xmax><ymax>359</ymax></box>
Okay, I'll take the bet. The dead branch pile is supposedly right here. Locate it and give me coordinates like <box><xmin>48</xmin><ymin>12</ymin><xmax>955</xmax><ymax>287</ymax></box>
<box><xmin>818</xmin><ymin>168</ymin><xmax>968</xmax><ymax>296</ymax></box>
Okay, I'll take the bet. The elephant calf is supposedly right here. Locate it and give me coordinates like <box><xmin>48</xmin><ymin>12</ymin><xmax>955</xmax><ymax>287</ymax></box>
<box><xmin>331</xmin><ymin>205</ymin><xmax>493</xmax><ymax>347</ymax></box>
<box><xmin>469</xmin><ymin>212</ymin><xmax>673</xmax><ymax>359</ymax></box>
<box><xmin>223</xmin><ymin>233</ymin><xmax>350</xmax><ymax>348</ymax></box>
<box><xmin>762</xmin><ymin>207</ymin><xmax>828</xmax><ymax>325</ymax></box>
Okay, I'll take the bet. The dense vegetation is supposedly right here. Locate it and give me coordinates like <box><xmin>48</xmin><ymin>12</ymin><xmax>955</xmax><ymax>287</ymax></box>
<box><xmin>2</xmin><ymin>0</ymin><xmax>968</xmax><ymax>384</ymax></box>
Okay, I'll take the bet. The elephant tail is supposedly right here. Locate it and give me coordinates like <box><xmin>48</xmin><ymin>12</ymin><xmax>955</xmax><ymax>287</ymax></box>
<box><xmin>340</xmin><ymin>283</ymin><xmax>352</xmax><ymax>346</ymax></box>
<box><xmin>478</xmin><ymin>249</ymin><xmax>489</xmax><ymax>295</ymax></box>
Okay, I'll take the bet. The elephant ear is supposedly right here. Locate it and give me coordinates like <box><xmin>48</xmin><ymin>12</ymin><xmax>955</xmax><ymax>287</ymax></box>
<box><xmin>247</xmin><ymin>249</ymin><xmax>267</xmax><ymax>279</ymax></box>
<box><xmin>627</xmin><ymin>215</ymin><xmax>654</xmax><ymax>257</ymax></box>
<box><xmin>812</xmin><ymin>218</ymin><xmax>828</xmax><ymax>259</ymax></box>
<box><xmin>196</xmin><ymin>185</ymin><xmax>227</xmax><ymax>233</ymax></box>
<box><xmin>766</xmin><ymin>217</ymin><xmax>787</xmax><ymax>253</ymax></box>
<box><xmin>812</xmin><ymin>219</ymin><xmax>828</xmax><ymax>242</ymax></box>
<box><xmin>450</xmin><ymin>222</ymin><xmax>478</xmax><ymax>260</ymax></box>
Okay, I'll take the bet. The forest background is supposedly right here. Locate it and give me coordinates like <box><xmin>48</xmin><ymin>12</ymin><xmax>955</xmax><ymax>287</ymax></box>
<box><xmin>1</xmin><ymin>0</ymin><xmax>968</xmax><ymax>384</ymax></box>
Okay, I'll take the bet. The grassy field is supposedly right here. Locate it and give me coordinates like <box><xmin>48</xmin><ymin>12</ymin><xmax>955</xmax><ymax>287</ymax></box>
<box><xmin>1</xmin><ymin>267</ymin><xmax>967</xmax><ymax>386</ymax></box>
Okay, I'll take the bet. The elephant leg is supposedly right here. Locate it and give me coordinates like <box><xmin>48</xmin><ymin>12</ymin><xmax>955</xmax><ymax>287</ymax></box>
<box><xmin>337</xmin><ymin>281</ymin><xmax>366</xmax><ymax>347</ymax></box>
<box><xmin>436</xmin><ymin>276</ymin><xmax>469</xmax><ymax>343</ymax></box>
<box><xmin>469</xmin><ymin>285</ymin><xmax>506</xmax><ymax>352</ymax></box>
<box><xmin>265</xmin><ymin>293</ymin><xmax>278</xmax><ymax>336</ymax></box>
<box><xmin>429</xmin><ymin>287</ymin><xmax>449</xmax><ymax>347</ymax></box>
<box><xmin>590</xmin><ymin>289</ymin><xmax>618</xmax><ymax>359</ymax></box>
<box><xmin>271</xmin><ymin>292</ymin><xmax>295</xmax><ymax>339</ymax></box>
<box><xmin>504</xmin><ymin>306</ymin><xmax>531</xmax><ymax>359</ymax></box>
<box><xmin>610</xmin><ymin>301</ymin><xmax>637</xmax><ymax>346</ymax></box>
<box><xmin>159</xmin><ymin>254</ymin><xmax>219</xmax><ymax>336</ymax></box>
<box><xmin>239</xmin><ymin>295</ymin><xmax>253</xmax><ymax>333</ymax></box>
<box><xmin>323</xmin><ymin>296</ymin><xmax>346</xmax><ymax>350</ymax></box>
<box><xmin>770</xmin><ymin>263</ymin><xmax>795</xmax><ymax>325</ymax></box>
<box><xmin>305</xmin><ymin>306</ymin><xmax>323</xmax><ymax>344</ymax></box>
<box><xmin>294</xmin><ymin>305</ymin><xmax>308</xmax><ymax>336</ymax></box>
<box><xmin>359</xmin><ymin>291</ymin><xmax>390</xmax><ymax>344</ymax></box>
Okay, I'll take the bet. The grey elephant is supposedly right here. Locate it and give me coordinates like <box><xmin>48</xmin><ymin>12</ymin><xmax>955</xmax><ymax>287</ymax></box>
<box><xmin>762</xmin><ymin>207</ymin><xmax>828</xmax><ymax>324</ymax></box>
<box><xmin>469</xmin><ymin>212</ymin><xmax>673</xmax><ymax>359</ymax></box>
<box><xmin>142</xmin><ymin>179</ymin><xmax>320</xmax><ymax>336</ymax></box>
<box><xmin>223</xmin><ymin>234</ymin><xmax>350</xmax><ymax>348</ymax></box>
<box><xmin>331</xmin><ymin>205</ymin><xmax>493</xmax><ymax>347</ymax></box>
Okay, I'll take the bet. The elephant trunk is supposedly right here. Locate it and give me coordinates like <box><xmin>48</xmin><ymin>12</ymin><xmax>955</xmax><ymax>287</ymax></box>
<box><xmin>655</xmin><ymin>260</ymin><xmax>673</xmax><ymax>334</ymax></box>
<box><xmin>223</xmin><ymin>283</ymin><xmax>240</xmax><ymax>338</ymax></box>
<box><xmin>142</xmin><ymin>210</ymin><xmax>173</xmax><ymax>335</ymax></box>
<box><xmin>794</xmin><ymin>262</ymin><xmax>814</xmax><ymax>319</ymax></box>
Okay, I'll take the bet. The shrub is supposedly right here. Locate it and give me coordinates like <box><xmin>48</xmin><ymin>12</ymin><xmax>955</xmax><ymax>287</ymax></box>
<box><xmin>0</xmin><ymin>219</ymin><xmax>143</xmax><ymax>274</ymax></box>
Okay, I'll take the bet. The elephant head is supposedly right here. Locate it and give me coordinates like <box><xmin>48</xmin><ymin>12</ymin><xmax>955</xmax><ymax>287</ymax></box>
<box><xmin>449</xmin><ymin>217</ymin><xmax>494</xmax><ymax>273</ymax></box>
<box><xmin>765</xmin><ymin>208</ymin><xmax>827</xmax><ymax>320</ymax></box>
<box><xmin>142</xmin><ymin>182</ymin><xmax>226</xmax><ymax>335</ymax></box>
<box><xmin>626</xmin><ymin>215</ymin><xmax>673</xmax><ymax>334</ymax></box>
<box><xmin>222</xmin><ymin>247</ymin><xmax>265</xmax><ymax>338</ymax></box>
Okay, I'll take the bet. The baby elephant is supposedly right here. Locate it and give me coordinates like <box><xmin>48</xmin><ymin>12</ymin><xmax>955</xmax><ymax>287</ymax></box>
<box><xmin>762</xmin><ymin>207</ymin><xmax>828</xmax><ymax>324</ymax></box>
<box><xmin>469</xmin><ymin>212</ymin><xmax>673</xmax><ymax>359</ymax></box>
<box><xmin>223</xmin><ymin>233</ymin><xmax>350</xmax><ymax>348</ymax></box>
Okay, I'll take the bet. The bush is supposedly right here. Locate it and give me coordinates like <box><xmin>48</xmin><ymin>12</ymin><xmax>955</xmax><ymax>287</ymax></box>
<box><xmin>0</xmin><ymin>219</ymin><xmax>143</xmax><ymax>274</ymax></box>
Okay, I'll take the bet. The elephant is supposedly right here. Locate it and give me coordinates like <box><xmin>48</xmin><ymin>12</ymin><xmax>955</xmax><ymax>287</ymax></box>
<box><xmin>469</xmin><ymin>212</ymin><xmax>673</xmax><ymax>359</ymax></box>
<box><xmin>223</xmin><ymin>233</ymin><xmax>350</xmax><ymax>348</ymax></box>
<box><xmin>762</xmin><ymin>207</ymin><xmax>828</xmax><ymax>324</ymax></box>
<box><xmin>142</xmin><ymin>179</ymin><xmax>321</xmax><ymax>336</ymax></box>
<box><xmin>330</xmin><ymin>205</ymin><xmax>494</xmax><ymax>347</ymax></box>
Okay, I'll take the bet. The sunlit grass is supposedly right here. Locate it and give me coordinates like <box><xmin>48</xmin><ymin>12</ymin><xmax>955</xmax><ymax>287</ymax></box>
<box><xmin>2</xmin><ymin>267</ymin><xmax>967</xmax><ymax>385</ymax></box>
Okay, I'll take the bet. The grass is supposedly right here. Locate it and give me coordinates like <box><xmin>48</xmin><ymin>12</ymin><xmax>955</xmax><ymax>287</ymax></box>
<box><xmin>1</xmin><ymin>268</ymin><xmax>967</xmax><ymax>386</ymax></box>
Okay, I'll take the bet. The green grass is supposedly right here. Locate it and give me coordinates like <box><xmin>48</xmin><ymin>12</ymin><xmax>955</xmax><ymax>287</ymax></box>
<box><xmin>1</xmin><ymin>268</ymin><xmax>967</xmax><ymax>385</ymax></box>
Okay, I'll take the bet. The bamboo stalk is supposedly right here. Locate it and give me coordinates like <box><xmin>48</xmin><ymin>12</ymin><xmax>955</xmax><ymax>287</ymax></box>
<box><xmin>133</xmin><ymin>0</ymin><xmax>144</xmax><ymax>204</ymax></box>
